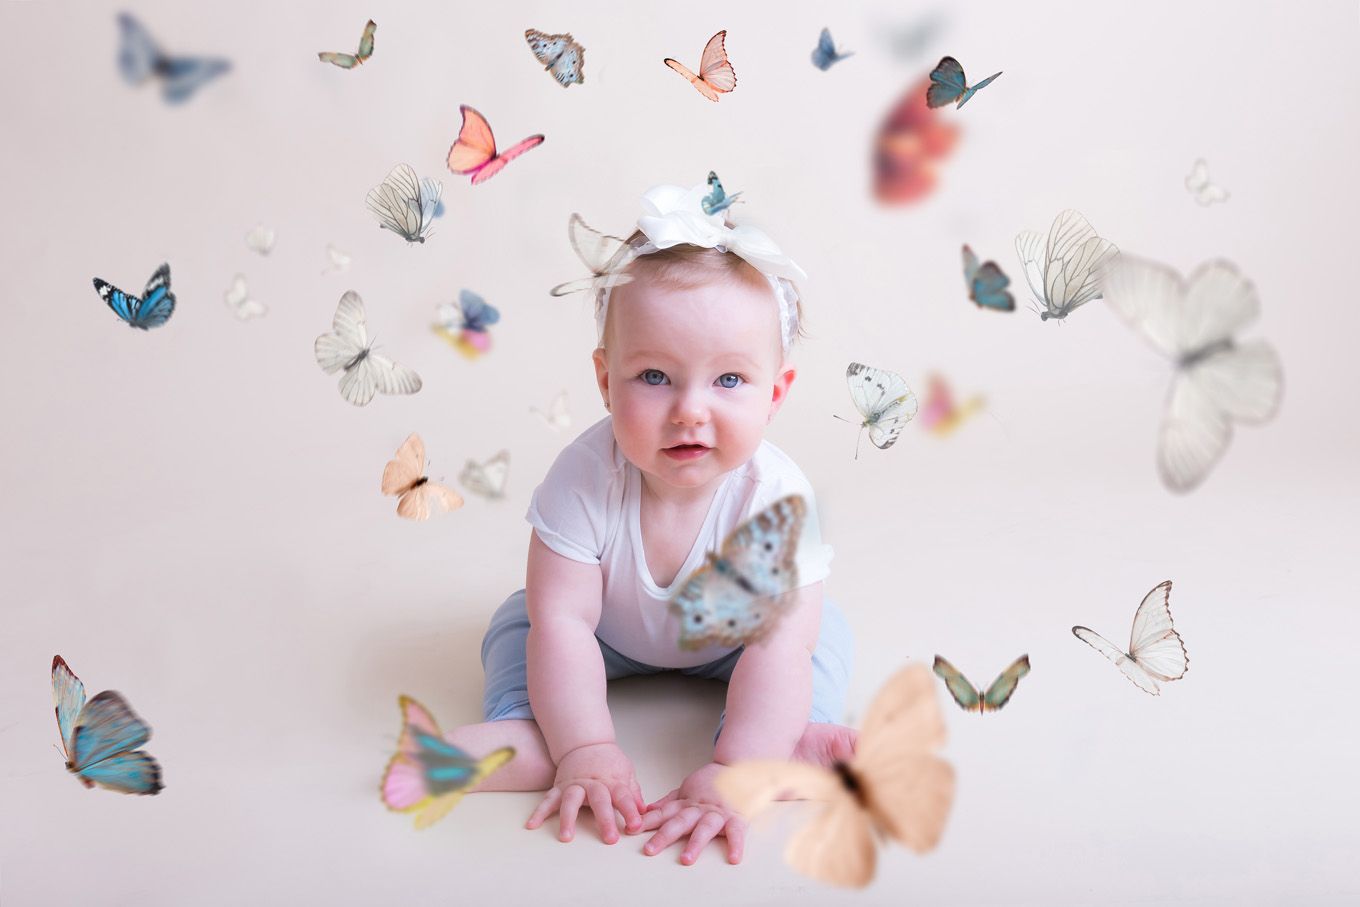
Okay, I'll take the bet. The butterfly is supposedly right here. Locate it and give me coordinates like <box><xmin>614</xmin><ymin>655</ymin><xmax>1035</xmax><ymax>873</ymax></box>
<box><xmin>223</xmin><ymin>274</ymin><xmax>265</xmax><ymax>321</ymax></box>
<box><xmin>918</xmin><ymin>374</ymin><xmax>984</xmax><ymax>438</ymax></box>
<box><xmin>460</xmin><ymin>450</ymin><xmax>510</xmax><ymax>500</ymax></box>
<box><xmin>531</xmin><ymin>390</ymin><xmax>572</xmax><ymax>432</ymax></box>
<box><xmin>381</xmin><ymin>434</ymin><xmax>464</xmax><ymax>521</ymax></box>
<box><xmin>313</xmin><ymin>291</ymin><xmax>422</xmax><ymax>407</ymax></box>
<box><xmin>381</xmin><ymin>695</ymin><xmax>514</xmax><ymax>829</ymax></box>
<box><xmin>1099</xmin><ymin>256</ymin><xmax>1282</xmax><ymax>492</ymax></box>
<box><xmin>116</xmin><ymin>13</ymin><xmax>230</xmax><ymax>104</ymax></box>
<box><xmin>878</xmin><ymin>13</ymin><xmax>944</xmax><ymax>62</ymax></box>
<box><xmin>322</xmin><ymin>244</ymin><xmax>352</xmax><ymax>275</ymax></box>
<box><xmin>873</xmin><ymin>76</ymin><xmax>960</xmax><ymax>205</ymax></box>
<box><xmin>52</xmin><ymin>656</ymin><xmax>163</xmax><ymax>795</ymax></box>
<box><xmin>961</xmin><ymin>244</ymin><xmax>1014</xmax><ymax>311</ymax></box>
<box><xmin>926</xmin><ymin>56</ymin><xmax>1001</xmax><ymax>109</ymax></box>
<box><xmin>433</xmin><ymin>290</ymin><xmax>500</xmax><ymax>359</ymax></box>
<box><xmin>811</xmin><ymin>27</ymin><xmax>853</xmax><ymax>71</ymax></box>
<box><xmin>524</xmin><ymin>28</ymin><xmax>585</xmax><ymax>87</ymax></box>
<box><xmin>245</xmin><ymin>224</ymin><xmax>275</xmax><ymax>256</ymax></box>
<box><xmin>1072</xmin><ymin>580</ymin><xmax>1188</xmax><ymax>695</ymax></box>
<box><xmin>1185</xmin><ymin>159</ymin><xmax>1230</xmax><ymax>206</ymax></box>
<box><xmin>932</xmin><ymin>655</ymin><xmax>1030</xmax><ymax>712</ymax></box>
<box><xmin>669</xmin><ymin>495</ymin><xmax>806</xmax><ymax>651</ymax></box>
<box><xmin>93</xmin><ymin>263</ymin><xmax>175</xmax><ymax>330</ymax></box>
<box><xmin>366</xmin><ymin>164</ymin><xmax>442</xmax><ymax>244</ymax></box>
<box><xmin>446</xmin><ymin>105</ymin><xmax>545</xmax><ymax>185</ymax></box>
<box><xmin>664</xmin><ymin>30</ymin><xmax>737</xmax><ymax>102</ymax></box>
<box><xmin>318</xmin><ymin>19</ymin><xmax>376</xmax><ymax>68</ymax></box>
<box><xmin>701</xmin><ymin>171</ymin><xmax>742</xmax><ymax>217</ymax></box>
<box><xmin>836</xmin><ymin>363</ymin><xmax>918</xmax><ymax>459</ymax></box>
<box><xmin>715</xmin><ymin>664</ymin><xmax>954</xmax><ymax>888</ymax></box>
<box><xmin>548</xmin><ymin>214</ymin><xmax>635</xmax><ymax>297</ymax></box>
<box><xmin>1014</xmin><ymin>209</ymin><xmax>1120</xmax><ymax>322</ymax></box>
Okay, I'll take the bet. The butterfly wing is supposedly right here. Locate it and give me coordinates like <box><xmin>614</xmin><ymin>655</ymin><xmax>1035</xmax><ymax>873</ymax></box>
<box><xmin>132</xmin><ymin>264</ymin><xmax>175</xmax><ymax>328</ymax></box>
<box><xmin>400</xmin><ymin>483</ymin><xmax>465</xmax><ymax>521</ymax></box>
<box><xmin>461</xmin><ymin>451</ymin><xmax>510</xmax><ymax>499</ymax></box>
<box><xmin>1072</xmin><ymin>626</ymin><xmax>1161</xmax><ymax>694</ymax></box>
<box><xmin>224</xmin><ymin>274</ymin><xmax>266</xmax><ymax>320</ymax></box>
<box><xmin>969</xmin><ymin>259</ymin><xmax>1015</xmax><ymax>311</ymax></box>
<box><xmin>1040</xmin><ymin>210</ymin><xmax>1118</xmax><ymax>318</ymax></box>
<box><xmin>93</xmin><ymin>279</ymin><xmax>136</xmax><ymax>326</ymax></box>
<box><xmin>980</xmin><ymin>655</ymin><xmax>1031</xmax><ymax>711</ymax></box>
<box><xmin>472</xmin><ymin>135</ymin><xmax>544</xmax><ymax>185</ymax></box>
<box><xmin>318</xmin><ymin>52</ymin><xmax>359</xmax><ymax>68</ymax></box>
<box><xmin>365</xmin><ymin>352</ymin><xmax>422</xmax><ymax>399</ymax></box>
<box><xmin>70</xmin><ymin>691</ymin><xmax>162</xmax><ymax>795</ymax></box>
<box><xmin>714</xmin><ymin>760</ymin><xmax>845</xmax><ymax>819</ymax></box>
<box><xmin>77</xmin><ymin>751</ymin><xmax>163</xmax><ymax>795</ymax></box>
<box><xmin>458</xmin><ymin>290</ymin><xmax>502</xmax><ymax>331</ymax></box>
<box><xmin>524</xmin><ymin>29</ymin><xmax>564</xmax><ymax>65</ymax></box>
<box><xmin>663</xmin><ymin>58</ymin><xmax>706</xmax><ymax>93</ymax></box>
<box><xmin>158</xmin><ymin>55</ymin><xmax>231</xmax><ymax>103</ymax></box>
<box><xmin>116</xmin><ymin>13</ymin><xmax>160</xmax><ymax>85</ymax></box>
<box><xmin>548</xmin><ymin>43</ymin><xmax>583</xmax><ymax>86</ymax></box>
<box><xmin>846</xmin><ymin>363</ymin><xmax>918</xmax><ymax>449</ymax></box>
<box><xmin>1127</xmin><ymin>581</ymin><xmax>1189</xmax><ymax>683</ymax></box>
<box><xmin>366</xmin><ymin>164</ymin><xmax>427</xmax><ymax>242</ymax></box>
<box><xmin>447</xmin><ymin>106</ymin><xmax>498</xmax><ymax>175</ymax></box>
<box><xmin>51</xmin><ymin>656</ymin><xmax>86</xmax><ymax>761</ymax></box>
<box><xmin>323</xmin><ymin>244</ymin><xmax>351</xmax><ymax>274</ymax></box>
<box><xmin>382</xmin><ymin>434</ymin><xmax>425</xmax><ymax>497</ymax></box>
<box><xmin>931</xmin><ymin>656</ymin><xmax>981</xmax><ymax>712</ymax></box>
<box><xmin>356</xmin><ymin>19</ymin><xmax>376</xmax><ymax>60</ymax></box>
<box><xmin>314</xmin><ymin>291</ymin><xmax>368</xmax><ymax>374</ymax></box>
<box><xmin>956</xmin><ymin>70</ymin><xmax>1002</xmax><ymax>107</ymax></box>
<box><xmin>785</xmin><ymin>794</ymin><xmax>879</xmax><ymax>888</ymax></box>
<box><xmin>926</xmin><ymin>56</ymin><xmax>967</xmax><ymax>107</ymax></box>
<box><xmin>244</xmin><ymin>224</ymin><xmax>275</xmax><ymax>255</ymax></box>
<box><xmin>697</xmin><ymin>30</ymin><xmax>736</xmax><ymax>94</ymax></box>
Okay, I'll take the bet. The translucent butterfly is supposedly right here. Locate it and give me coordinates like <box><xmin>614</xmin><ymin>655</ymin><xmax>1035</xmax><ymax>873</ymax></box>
<box><xmin>961</xmin><ymin>244</ymin><xmax>1014</xmax><ymax>311</ymax></box>
<box><xmin>367</xmin><ymin>164</ymin><xmax>442</xmax><ymax>244</ymax></box>
<box><xmin>432</xmin><ymin>290</ymin><xmax>500</xmax><ymax>359</ymax></box>
<box><xmin>1100</xmin><ymin>256</ymin><xmax>1281</xmax><ymax>492</ymax></box>
<box><xmin>446</xmin><ymin>105</ymin><xmax>545</xmax><ymax>185</ymax></box>
<box><xmin>918</xmin><ymin>374</ymin><xmax>983</xmax><ymax>438</ymax></box>
<box><xmin>381</xmin><ymin>434</ymin><xmax>464</xmax><ymax>521</ymax></box>
<box><xmin>1072</xmin><ymin>580</ymin><xmax>1189</xmax><ymax>695</ymax></box>
<box><xmin>322</xmin><ymin>244</ymin><xmax>352</xmax><ymax>275</ymax></box>
<box><xmin>700</xmin><ymin>171</ymin><xmax>743</xmax><ymax>217</ymax></box>
<box><xmin>932</xmin><ymin>655</ymin><xmax>1030</xmax><ymax>712</ymax></box>
<box><xmin>874</xmin><ymin>77</ymin><xmax>960</xmax><ymax>206</ymax></box>
<box><xmin>116</xmin><ymin>12</ymin><xmax>230</xmax><ymax>104</ymax></box>
<box><xmin>1015</xmin><ymin>209</ymin><xmax>1120</xmax><ymax>322</ymax></box>
<box><xmin>548</xmin><ymin>214</ymin><xmax>635</xmax><ymax>297</ymax></box>
<box><xmin>460</xmin><ymin>450</ymin><xmax>510</xmax><ymax>500</ymax></box>
<box><xmin>245</xmin><ymin>224</ymin><xmax>275</xmax><ymax>256</ymax></box>
<box><xmin>318</xmin><ymin>19</ymin><xmax>376</xmax><ymax>68</ymax></box>
<box><xmin>524</xmin><ymin>28</ymin><xmax>585</xmax><ymax>87</ymax></box>
<box><xmin>836</xmin><ymin>363</ymin><xmax>918</xmax><ymax>459</ymax></box>
<box><xmin>668</xmin><ymin>495</ymin><xmax>806</xmax><ymax>651</ymax></box>
<box><xmin>811</xmin><ymin>27</ymin><xmax>853</xmax><ymax>71</ymax></box>
<box><xmin>381</xmin><ymin>695</ymin><xmax>514</xmax><ymax>829</ymax></box>
<box><xmin>223</xmin><ymin>274</ymin><xmax>265</xmax><ymax>321</ymax></box>
<box><xmin>715</xmin><ymin>664</ymin><xmax>954</xmax><ymax>888</ymax></box>
<box><xmin>314</xmin><ymin>291</ymin><xmax>422</xmax><ymax>407</ymax></box>
<box><xmin>926</xmin><ymin>56</ymin><xmax>1001</xmax><ymax>109</ymax></box>
<box><xmin>93</xmin><ymin>263</ymin><xmax>175</xmax><ymax>330</ymax></box>
<box><xmin>531</xmin><ymin>390</ymin><xmax>572</xmax><ymax>432</ymax></box>
<box><xmin>664</xmin><ymin>30</ymin><xmax>737</xmax><ymax>102</ymax></box>
<box><xmin>52</xmin><ymin>656</ymin><xmax>163</xmax><ymax>795</ymax></box>
<box><xmin>1185</xmin><ymin>159</ymin><xmax>1230</xmax><ymax>206</ymax></box>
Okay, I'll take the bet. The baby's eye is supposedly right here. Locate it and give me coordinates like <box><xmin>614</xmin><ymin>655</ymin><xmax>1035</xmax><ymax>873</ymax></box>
<box><xmin>716</xmin><ymin>373</ymin><xmax>743</xmax><ymax>389</ymax></box>
<box><xmin>640</xmin><ymin>369</ymin><xmax>668</xmax><ymax>386</ymax></box>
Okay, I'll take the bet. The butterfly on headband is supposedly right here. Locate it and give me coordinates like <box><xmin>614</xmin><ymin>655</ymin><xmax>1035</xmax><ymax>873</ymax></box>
<box><xmin>460</xmin><ymin>450</ymin><xmax>510</xmax><ymax>500</ymax></box>
<box><xmin>716</xmin><ymin>664</ymin><xmax>954</xmax><ymax>888</ymax></box>
<box><xmin>381</xmin><ymin>434</ymin><xmax>463</xmax><ymax>521</ymax></box>
<box><xmin>94</xmin><ymin>263</ymin><xmax>175</xmax><ymax>330</ymax></box>
<box><xmin>1185</xmin><ymin>159</ymin><xmax>1230</xmax><ymax>206</ymax></box>
<box><xmin>367</xmin><ymin>164</ymin><xmax>443</xmax><ymax>244</ymax></box>
<box><xmin>52</xmin><ymin>656</ymin><xmax>163</xmax><ymax>795</ymax></box>
<box><xmin>116</xmin><ymin>12</ymin><xmax>230</xmax><ymax>104</ymax></box>
<box><xmin>918</xmin><ymin>374</ymin><xmax>984</xmax><ymax>438</ymax></box>
<box><xmin>932</xmin><ymin>655</ymin><xmax>1030</xmax><ymax>713</ymax></box>
<box><xmin>447</xmin><ymin>105</ymin><xmax>544</xmax><ymax>185</ymax></box>
<box><xmin>381</xmin><ymin>695</ymin><xmax>514</xmax><ymax>829</ymax></box>
<box><xmin>1015</xmin><ymin>209</ymin><xmax>1120</xmax><ymax>322</ymax></box>
<box><xmin>836</xmin><ymin>363</ymin><xmax>918</xmax><ymax>459</ymax></box>
<box><xmin>531</xmin><ymin>390</ymin><xmax>572</xmax><ymax>432</ymax></box>
<box><xmin>873</xmin><ymin>76</ymin><xmax>960</xmax><ymax>205</ymax></box>
<box><xmin>524</xmin><ymin>28</ymin><xmax>584</xmax><ymax>87</ymax></box>
<box><xmin>1073</xmin><ymin>581</ymin><xmax>1189</xmax><ymax>695</ymax></box>
<box><xmin>811</xmin><ymin>27</ymin><xmax>853</xmax><ymax>71</ymax></box>
<box><xmin>664</xmin><ymin>30</ymin><xmax>736</xmax><ymax>101</ymax></box>
<box><xmin>223</xmin><ymin>274</ymin><xmax>265</xmax><ymax>321</ymax></box>
<box><xmin>314</xmin><ymin>291</ymin><xmax>422</xmax><ymax>406</ymax></box>
<box><xmin>318</xmin><ymin>19</ymin><xmax>375</xmax><ymax>68</ymax></box>
<box><xmin>245</xmin><ymin>224</ymin><xmax>275</xmax><ymax>256</ymax></box>
<box><xmin>962</xmin><ymin>244</ymin><xmax>1014</xmax><ymax>312</ymax></box>
<box><xmin>548</xmin><ymin>214</ymin><xmax>635</xmax><ymax>297</ymax></box>
<box><xmin>926</xmin><ymin>56</ymin><xmax>1001</xmax><ymax>109</ymax></box>
<box><xmin>433</xmin><ymin>290</ymin><xmax>500</xmax><ymax>359</ymax></box>
<box><xmin>669</xmin><ymin>495</ymin><xmax>806</xmax><ymax>651</ymax></box>
<box><xmin>700</xmin><ymin>171</ymin><xmax>743</xmax><ymax>217</ymax></box>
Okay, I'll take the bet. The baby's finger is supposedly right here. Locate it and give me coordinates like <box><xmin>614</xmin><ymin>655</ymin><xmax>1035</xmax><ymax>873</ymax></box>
<box><xmin>637</xmin><ymin>798</ymin><xmax>686</xmax><ymax>832</ymax></box>
<box><xmin>558</xmin><ymin>785</ymin><xmax>586</xmax><ymax>842</ymax></box>
<box><xmin>643</xmin><ymin>806</ymin><xmax>701</xmax><ymax>857</ymax></box>
<box><xmin>525</xmin><ymin>787</ymin><xmax>562</xmax><ymax>830</ymax></box>
<box><xmin>645</xmin><ymin>788</ymin><xmax>679</xmax><ymax>812</ymax></box>
<box><xmin>679</xmin><ymin>811</ymin><xmax>728</xmax><ymax>865</ymax></box>
<box><xmin>614</xmin><ymin>784</ymin><xmax>643</xmax><ymax>833</ymax></box>
<box><xmin>586</xmin><ymin>782</ymin><xmax>620</xmax><ymax>844</ymax></box>
<box><xmin>724</xmin><ymin>817</ymin><xmax>747</xmax><ymax>865</ymax></box>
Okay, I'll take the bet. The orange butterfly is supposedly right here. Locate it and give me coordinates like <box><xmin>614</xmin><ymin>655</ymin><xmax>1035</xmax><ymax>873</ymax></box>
<box><xmin>663</xmin><ymin>30</ymin><xmax>736</xmax><ymax>101</ymax></box>
<box><xmin>446</xmin><ymin>105</ymin><xmax>544</xmax><ymax>185</ymax></box>
<box><xmin>381</xmin><ymin>434</ymin><xmax>464</xmax><ymax>521</ymax></box>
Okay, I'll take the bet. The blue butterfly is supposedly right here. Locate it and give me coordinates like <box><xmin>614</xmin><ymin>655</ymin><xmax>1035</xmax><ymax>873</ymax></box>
<box><xmin>810</xmin><ymin>27</ymin><xmax>853</xmax><ymax>71</ymax></box>
<box><xmin>51</xmin><ymin>656</ymin><xmax>163</xmax><ymax>795</ymax></box>
<box><xmin>962</xmin><ymin>245</ymin><xmax>1015</xmax><ymax>312</ymax></box>
<box><xmin>457</xmin><ymin>290</ymin><xmax>500</xmax><ymax>333</ymax></box>
<box><xmin>701</xmin><ymin>171</ymin><xmax>743</xmax><ymax>217</ymax></box>
<box><xmin>117</xmin><ymin>13</ymin><xmax>231</xmax><ymax>104</ymax></box>
<box><xmin>926</xmin><ymin>56</ymin><xmax>1001</xmax><ymax>109</ymax></box>
<box><xmin>93</xmin><ymin>263</ymin><xmax>176</xmax><ymax>329</ymax></box>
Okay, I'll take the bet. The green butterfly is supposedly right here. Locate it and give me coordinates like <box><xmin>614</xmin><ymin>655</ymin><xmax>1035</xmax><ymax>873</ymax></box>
<box><xmin>932</xmin><ymin>655</ymin><xmax>1030</xmax><ymax>713</ymax></box>
<box><xmin>318</xmin><ymin>20</ymin><xmax>376</xmax><ymax>69</ymax></box>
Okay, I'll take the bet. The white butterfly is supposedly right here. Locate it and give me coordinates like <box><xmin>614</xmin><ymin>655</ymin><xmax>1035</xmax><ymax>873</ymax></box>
<box><xmin>548</xmin><ymin>214</ymin><xmax>635</xmax><ymax>297</ymax></box>
<box><xmin>530</xmin><ymin>390</ymin><xmax>571</xmax><ymax>432</ymax></box>
<box><xmin>1185</xmin><ymin>159</ymin><xmax>1229</xmax><ymax>206</ymax></box>
<box><xmin>244</xmin><ymin>224</ymin><xmax>275</xmax><ymax>255</ymax></box>
<box><xmin>1100</xmin><ymin>256</ymin><xmax>1282</xmax><ymax>492</ymax></box>
<box><xmin>1072</xmin><ymin>580</ymin><xmax>1188</xmax><ymax>695</ymax></box>
<box><xmin>366</xmin><ymin>164</ymin><xmax>442</xmax><ymax>244</ymax></box>
<box><xmin>460</xmin><ymin>450</ymin><xmax>510</xmax><ymax>499</ymax></box>
<box><xmin>1015</xmin><ymin>209</ymin><xmax>1120</xmax><ymax>322</ymax></box>
<box><xmin>381</xmin><ymin>434</ymin><xmax>464</xmax><ymax>521</ymax></box>
<box><xmin>669</xmin><ymin>495</ymin><xmax>806</xmax><ymax>651</ymax></box>
<box><xmin>223</xmin><ymin>273</ymin><xmax>266</xmax><ymax>320</ymax></box>
<box><xmin>524</xmin><ymin>28</ymin><xmax>585</xmax><ymax>87</ymax></box>
<box><xmin>313</xmin><ymin>291</ymin><xmax>422</xmax><ymax>407</ymax></box>
<box><xmin>837</xmin><ymin>363</ymin><xmax>918</xmax><ymax>459</ymax></box>
<box><xmin>322</xmin><ymin>244</ymin><xmax>352</xmax><ymax>275</ymax></box>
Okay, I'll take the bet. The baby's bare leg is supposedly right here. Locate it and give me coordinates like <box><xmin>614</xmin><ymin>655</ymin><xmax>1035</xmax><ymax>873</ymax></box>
<box><xmin>446</xmin><ymin>719</ymin><xmax>554</xmax><ymax>792</ymax></box>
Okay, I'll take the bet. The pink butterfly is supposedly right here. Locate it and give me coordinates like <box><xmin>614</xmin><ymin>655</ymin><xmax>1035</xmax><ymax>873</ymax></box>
<box><xmin>664</xmin><ymin>30</ymin><xmax>736</xmax><ymax>101</ymax></box>
<box><xmin>446</xmin><ymin>105</ymin><xmax>544</xmax><ymax>185</ymax></box>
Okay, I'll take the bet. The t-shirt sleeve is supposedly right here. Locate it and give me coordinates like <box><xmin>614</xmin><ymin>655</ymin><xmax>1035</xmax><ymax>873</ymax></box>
<box><xmin>750</xmin><ymin>465</ymin><xmax>834</xmax><ymax>588</ymax></box>
<box><xmin>525</xmin><ymin>438</ymin><xmax>620</xmax><ymax>565</ymax></box>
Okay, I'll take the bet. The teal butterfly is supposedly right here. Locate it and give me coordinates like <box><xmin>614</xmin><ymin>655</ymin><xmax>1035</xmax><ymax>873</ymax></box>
<box><xmin>318</xmin><ymin>19</ymin><xmax>376</xmax><ymax>68</ymax></box>
<box><xmin>962</xmin><ymin>245</ymin><xmax>1015</xmax><ymax>311</ymax></box>
<box><xmin>51</xmin><ymin>656</ymin><xmax>163</xmax><ymax>794</ymax></box>
<box><xmin>701</xmin><ymin>171</ymin><xmax>742</xmax><ymax>217</ymax></box>
<box><xmin>932</xmin><ymin>655</ymin><xmax>1030</xmax><ymax>712</ymax></box>
<box><xmin>926</xmin><ymin>56</ymin><xmax>1001</xmax><ymax>109</ymax></box>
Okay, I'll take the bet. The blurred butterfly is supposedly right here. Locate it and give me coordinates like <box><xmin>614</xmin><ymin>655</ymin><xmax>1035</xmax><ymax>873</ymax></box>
<box><xmin>810</xmin><ymin>27</ymin><xmax>853</xmax><ymax>70</ymax></box>
<box><xmin>548</xmin><ymin>214</ymin><xmax>635</xmax><ymax>297</ymax></box>
<box><xmin>700</xmin><ymin>171</ymin><xmax>743</xmax><ymax>217</ymax></box>
<box><xmin>878</xmin><ymin>12</ymin><xmax>944</xmax><ymax>62</ymax></box>
<box><xmin>318</xmin><ymin>19</ymin><xmax>376</xmax><ymax>68</ymax></box>
<box><xmin>381</xmin><ymin>695</ymin><xmax>514</xmax><ymax>829</ymax></box>
<box><xmin>873</xmin><ymin>76</ymin><xmax>960</xmax><ymax>205</ymax></box>
<box><xmin>116</xmin><ymin>12</ymin><xmax>230</xmax><ymax>104</ymax></box>
<box><xmin>460</xmin><ymin>450</ymin><xmax>510</xmax><ymax>500</ymax></box>
<box><xmin>524</xmin><ymin>28</ymin><xmax>585</xmax><ymax>87</ymax></box>
<box><xmin>961</xmin><ymin>244</ymin><xmax>1014</xmax><ymax>311</ymax></box>
<box><xmin>918</xmin><ymin>374</ymin><xmax>983</xmax><ymax>438</ymax></box>
<box><xmin>715</xmin><ymin>664</ymin><xmax>954</xmax><ymax>888</ymax></box>
<box><xmin>446</xmin><ymin>105</ymin><xmax>545</xmax><ymax>185</ymax></box>
<box><xmin>322</xmin><ymin>244</ymin><xmax>352</xmax><ymax>275</ymax></box>
<box><xmin>1185</xmin><ymin>159</ymin><xmax>1229</xmax><ymax>206</ymax></box>
<box><xmin>381</xmin><ymin>434</ymin><xmax>464</xmax><ymax>521</ymax></box>
<box><xmin>1015</xmin><ymin>209</ymin><xmax>1119</xmax><ymax>322</ymax></box>
<box><xmin>836</xmin><ymin>363</ymin><xmax>918</xmax><ymax>459</ymax></box>
<box><xmin>531</xmin><ymin>390</ymin><xmax>572</xmax><ymax>432</ymax></box>
<box><xmin>1072</xmin><ymin>580</ymin><xmax>1188</xmax><ymax>695</ymax></box>
<box><xmin>52</xmin><ymin>655</ymin><xmax>163</xmax><ymax>795</ymax></box>
<box><xmin>223</xmin><ymin>274</ymin><xmax>265</xmax><ymax>321</ymax></box>
<box><xmin>1100</xmin><ymin>256</ymin><xmax>1281</xmax><ymax>492</ymax></box>
<box><xmin>93</xmin><ymin>263</ymin><xmax>175</xmax><ymax>330</ymax></box>
<box><xmin>245</xmin><ymin>224</ymin><xmax>275</xmax><ymax>256</ymax></box>
<box><xmin>926</xmin><ymin>56</ymin><xmax>1001</xmax><ymax>109</ymax></box>
<box><xmin>314</xmin><ymin>290</ymin><xmax>422</xmax><ymax>407</ymax></box>
<box><xmin>433</xmin><ymin>290</ymin><xmax>500</xmax><ymax>359</ymax></box>
<box><xmin>669</xmin><ymin>495</ymin><xmax>806</xmax><ymax>651</ymax></box>
<box><xmin>932</xmin><ymin>655</ymin><xmax>1030</xmax><ymax>712</ymax></box>
<box><xmin>664</xmin><ymin>30</ymin><xmax>737</xmax><ymax>101</ymax></box>
<box><xmin>366</xmin><ymin>164</ymin><xmax>442</xmax><ymax>244</ymax></box>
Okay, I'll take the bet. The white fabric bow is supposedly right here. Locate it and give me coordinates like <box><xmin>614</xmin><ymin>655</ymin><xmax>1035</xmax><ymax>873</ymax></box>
<box><xmin>636</xmin><ymin>184</ymin><xmax>808</xmax><ymax>282</ymax></box>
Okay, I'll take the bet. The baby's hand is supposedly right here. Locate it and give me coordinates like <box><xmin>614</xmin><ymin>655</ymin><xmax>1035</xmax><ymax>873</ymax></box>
<box><xmin>526</xmin><ymin>742</ymin><xmax>645</xmax><ymax>845</ymax></box>
<box><xmin>637</xmin><ymin>762</ymin><xmax>747</xmax><ymax>865</ymax></box>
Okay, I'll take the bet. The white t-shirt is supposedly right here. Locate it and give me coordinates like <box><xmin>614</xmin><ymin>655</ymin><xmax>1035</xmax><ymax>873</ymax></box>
<box><xmin>526</xmin><ymin>416</ymin><xmax>833</xmax><ymax>668</ymax></box>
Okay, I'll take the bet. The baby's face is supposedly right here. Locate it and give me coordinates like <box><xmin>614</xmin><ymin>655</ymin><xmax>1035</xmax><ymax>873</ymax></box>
<box><xmin>594</xmin><ymin>275</ymin><xmax>793</xmax><ymax>496</ymax></box>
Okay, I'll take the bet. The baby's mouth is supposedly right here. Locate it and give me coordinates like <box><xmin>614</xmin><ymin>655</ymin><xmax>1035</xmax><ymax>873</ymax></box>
<box><xmin>663</xmin><ymin>443</ymin><xmax>711</xmax><ymax>461</ymax></box>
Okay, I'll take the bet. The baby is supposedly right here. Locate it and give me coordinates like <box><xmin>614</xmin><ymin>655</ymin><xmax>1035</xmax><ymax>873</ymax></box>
<box><xmin>447</xmin><ymin>181</ymin><xmax>856</xmax><ymax>865</ymax></box>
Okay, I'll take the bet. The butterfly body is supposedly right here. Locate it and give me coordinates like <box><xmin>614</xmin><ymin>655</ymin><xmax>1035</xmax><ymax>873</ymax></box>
<box><xmin>664</xmin><ymin>30</ymin><xmax>736</xmax><ymax>101</ymax></box>
<box><xmin>117</xmin><ymin>13</ymin><xmax>230</xmax><ymax>104</ymax></box>
<box><xmin>932</xmin><ymin>655</ymin><xmax>1030</xmax><ymax>712</ymax></box>
<box><xmin>1015</xmin><ymin>209</ymin><xmax>1119</xmax><ymax>322</ymax></box>
<box><xmin>524</xmin><ymin>29</ymin><xmax>585</xmax><ymax>87</ymax></box>
<box><xmin>1072</xmin><ymin>581</ymin><xmax>1189</xmax><ymax>695</ymax></box>
<box><xmin>382</xmin><ymin>434</ymin><xmax>463</xmax><ymax>520</ymax></box>
<box><xmin>447</xmin><ymin>105</ymin><xmax>544</xmax><ymax>185</ymax></box>
<box><xmin>52</xmin><ymin>656</ymin><xmax>163</xmax><ymax>795</ymax></box>
<box><xmin>367</xmin><ymin>164</ymin><xmax>442</xmax><ymax>244</ymax></box>
<box><xmin>840</xmin><ymin>363</ymin><xmax>918</xmax><ymax>458</ymax></box>
<box><xmin>962</xmin><ymin>244</ymin><xmax>1015</xmax><ymax>311</ymax></box>
<box><xmin>94</xmin><ymin>263</ymin><xmax>175</xmax><ymax>330</ymax></box>
<box><xmin>926</xmin><ymin>56</ymin><xmax>1001</xmax><ymax>109</ymax></box>
<box><xmin>811</xmin><ymin>28</ymin><xmax>853</xmax><ymax>71</ymax></box>
<box><xmin>318</xmin><ymin>20</ymin><xmax>376</xmax><ymax>68</ymax></box>
<box><xmin>314</xmin><ymin>291</ymin><xmax>422</xmax><ymax>406</ymax></box>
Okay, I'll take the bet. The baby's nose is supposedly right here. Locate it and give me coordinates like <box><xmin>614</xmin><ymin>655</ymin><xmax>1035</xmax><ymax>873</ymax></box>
<box><xmin>670</xmin><ymin>386</ymin><xmax>710</xmax><ymax>424</ymax></box>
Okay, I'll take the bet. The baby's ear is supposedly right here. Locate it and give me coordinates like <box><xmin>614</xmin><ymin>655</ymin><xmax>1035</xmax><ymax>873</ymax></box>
<box><xmin>592</xmin><ymin>346</ymin><xmax>611</xmax><ymax>407</ymax></box>
<box><xmin>768</xmin><ymin>364</ymin><xmax>797</xmax><ymax>421</ymax></box>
